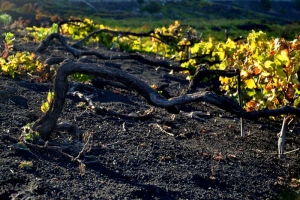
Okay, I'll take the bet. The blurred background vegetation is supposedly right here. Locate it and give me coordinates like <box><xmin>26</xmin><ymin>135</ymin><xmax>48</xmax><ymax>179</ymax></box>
<box><xmin>0</xmin><ymin>0</ymin><xmax>300</xmax><ymax>41</ymax></box>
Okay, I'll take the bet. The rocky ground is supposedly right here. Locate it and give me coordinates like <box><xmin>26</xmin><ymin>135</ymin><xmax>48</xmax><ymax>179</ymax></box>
<box><xmin>0</xmin><ymin>28</ymin><xmax>300</xmax><ymax>200</ymax></box>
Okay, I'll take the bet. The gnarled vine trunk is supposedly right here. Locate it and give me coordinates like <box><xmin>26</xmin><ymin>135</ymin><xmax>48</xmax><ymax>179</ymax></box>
<box><xmin>32</xmin><ymin>61</ymin><xmax>300</xmax><ymax>140</ymax></box>
<box><xmin>32</xmin><ymin>61</ymin><xmax>243</xmax><ymax>139</ymax></box>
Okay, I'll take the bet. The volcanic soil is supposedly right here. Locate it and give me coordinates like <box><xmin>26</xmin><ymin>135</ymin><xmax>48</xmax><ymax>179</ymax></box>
<box><xmin>0</xmin><ymin>28</ymin><xmax>300</xmax><ymax>200</ymax></box>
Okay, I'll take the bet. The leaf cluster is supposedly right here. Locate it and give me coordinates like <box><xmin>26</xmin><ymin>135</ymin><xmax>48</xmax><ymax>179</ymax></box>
<box><xmin>190</xmin><ymin>30</ymin><xmax>300</xmax><ymax>112</ymax></box>
<box><xmin>26</xmin><ymin>23</ymin><xmax>58</xmax><ymax>42</ymax></box>
<box><xmin>0</xmin><ymin>13</ymin><xmax>12</xmax><ymax>26</ymax></box>
<box><xmin>21</xmin><ymin>124</ymin><xmax>40</xmax><ymax>143</ymax></box>
<box><xmin>0</xmin><ymin>51</ymin><xmax>44</xmax><ymax>78</ymax></box>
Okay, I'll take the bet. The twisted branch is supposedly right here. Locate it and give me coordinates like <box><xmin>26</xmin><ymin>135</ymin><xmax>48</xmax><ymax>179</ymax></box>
<box><xmin>31</xmin><ymin>61</ymin><xmax>300</xmax><ymax>140</ymax></box>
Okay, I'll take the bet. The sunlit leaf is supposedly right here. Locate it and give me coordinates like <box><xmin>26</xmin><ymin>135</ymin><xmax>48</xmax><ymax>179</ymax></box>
<box><xmin>264</xmin><ymin>60</ymin><xmax>275</xmax><ymax>70</ymax></box>
<box><xmin>280</xmin><ymin>49</ymin><xmax>289</xmax><ymax>60</ymax></box>
<box><xmin>246</xmin><ymin>90</ymin><xmax>256</xmax><ymax>97</ymax></box>
<box><xmin>47</xmin><ymin>91</ymin><xmax>54</xmax><ymax>103</ymax></box>
<box><xmin>218</xmin><ymin>62</ymin><xmax>227</xmax><ymax>70</ymax></box>
<box><xmin>219</xmin><ymin>76</ymin><xmax>230</xmax><ymax>85</ymax></box>
<box><xmin>41</xmin><ymin>101</ymin><xmax>49</xmax><ymax>113</ymax></box>
<box><xmin>217</xmin><ymin>51</ymin><xmax>225</xmax><ymax>60</ymax></box>
<box><xmin>244</xmin><ymin>79</ymin><xmax>256</xmax><ymax>89</ymax></box>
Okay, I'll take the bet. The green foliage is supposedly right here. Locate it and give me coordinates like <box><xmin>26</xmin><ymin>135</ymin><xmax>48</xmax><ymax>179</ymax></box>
<box><xmin>278</xmin><ymin>23</ymin><xmax>300</xmax><ymax>39</ymax></box>
<box><xmin>71</xmin><ymin>73</ymin><xmax>92</xmax><ymax>83</ymax></box>
<box><xmin>27</xmin><ymin>18</ymin><xmax>112</xmax><ymax>46</ymax></box>
<box><xmin>64</xmin><ymin>18</ymin><xmax>97</xmax><ymax>41</ymax></box>
<box><xmin>26</xmin><ymin>18</ymin><xmax>198</xmax><ymax>61</ymax></box>
<box><xmin>0</xmin><ymin>52</ymin><xmax>43</xmax><ymax>78</ymax></box>
<box><xmin>21</xmin><ymin>124</ymin><xmax>40</xmax><ymax>143</ymax></box>
<box><xmin>23</xmin><ymin>18</ymin><xmax>300</xmax><ymax>116</ymax></box>
<box><xmin>0</xmin><ymin>32</ymin><xmax>45</xmax><ymax>78</ymax></box>
<box><xmin>3</xmin><ymin>32</ymin><xmax>14</xmax><ymax>45</ymax></box>
<box><xmin>0</xmin><ymin>13</ymin><xmax>12</xmax><ymax>26</ymax></box>
<box><xmin>176</xmin><ymin>28</ymin><xmax>300</xmax><ymax>114</ymax></box>
<box><xmin>97</xmin><ymin>32</ymin><xmax>114</xmax><ymax>47</ymax></box>
<box><xmin>191</xmin><ymin>31</ymin><xmax>300</xmax><ymax>112</ymax></box>
<box><xmin>26</xmin><ymin>23</ymin><xmax>58</xmax><ymax>42</ymax></box>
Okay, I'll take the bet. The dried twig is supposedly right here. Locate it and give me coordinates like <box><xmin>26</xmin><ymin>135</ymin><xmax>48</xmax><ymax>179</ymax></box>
<box><xmin>74</xmin><ymin>131</ymin><xmax>94</xmax><ymax>161</ymax></box>
<box><xmin>150</xmin><ymin>123</ymin><xmax>174</xmax><ymax>137</ymax></box>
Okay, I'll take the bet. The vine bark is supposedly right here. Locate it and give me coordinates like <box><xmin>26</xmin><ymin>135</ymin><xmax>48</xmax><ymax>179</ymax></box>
<box><xmin>32</xmin><ymin>61</ymin><xmax>300</xmax><ymax>140</ymax></box>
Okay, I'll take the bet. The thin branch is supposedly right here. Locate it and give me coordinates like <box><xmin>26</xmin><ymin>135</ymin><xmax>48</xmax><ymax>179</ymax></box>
<box><xmin>150</xmin><ymin>123</ymin><xmax>174</xmax><ymax>137</ymax></box>
<box><xmin>74</xmin><ymin>131</ymin><xmax>93</xmax><ymax>161</ymax></box>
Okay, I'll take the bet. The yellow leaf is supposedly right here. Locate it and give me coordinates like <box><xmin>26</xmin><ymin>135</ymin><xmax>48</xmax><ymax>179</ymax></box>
<box><xmin>244</xmin><ymin>79</ymin><xmax>256</xmax><ymax>89</ymax></box>
<box><xmin>174</xmin><ymin>20</ymin><xmax>180</xmax><ymax>27</ymax></box>
<box><xmin>1</xmin><ymin>65</ymin><xmax>8</xmax><ymax>72</ymax></box>
<box><xmin>47</xmin><ymin>91</ymin><xmax>54</xmax><ymax>103</ymax></box>
<box><xmin>219</xmin><ymin>76</ymin><xmax>230</xmax><ymax>85</ymax></box>
<box><xmin>275</xmin><ymin>52</ymin><xmax>289</xmax><ymax>63</ymax></box>
<box><xmin>83</xmin><ymin>18</ymin><xmax>92</xmax><ymax>24</ymax></box>
<box><xmin>281</xmin><ymin>49</ymin><xmax>289</xmax><ymax>60</ymax></box>
<box><xmin>0</xmin><ymin>58</ymin><xmax>6</xmax><ymax>65</ymax></box>
<box><xmin>226</xmin><ymin>38</ymin><xmax>236</xmax><ymax>49</ymax></box>
<box><xmin>264</xmin><ymin>60</ymin><xmax>275</xmax><ymax>70</ymax></box>
<box><xmin>41</xmin><ymin>101</ymin><xmax>49</xmax><ymax>113</ymax></box>
<box><xmin>250</xmin><ymin>41</ymin><xmax>256</xmax><ymax>51</ymax></box>
<box><xmin>217</xmin><ymin>51</ymin><xmax>225</xmax><ymax>61</ymax></box>
<box><xmin>218</xmin><ymin>62</ymin><xmax>227</xmax><ymax>70</ymax></box>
